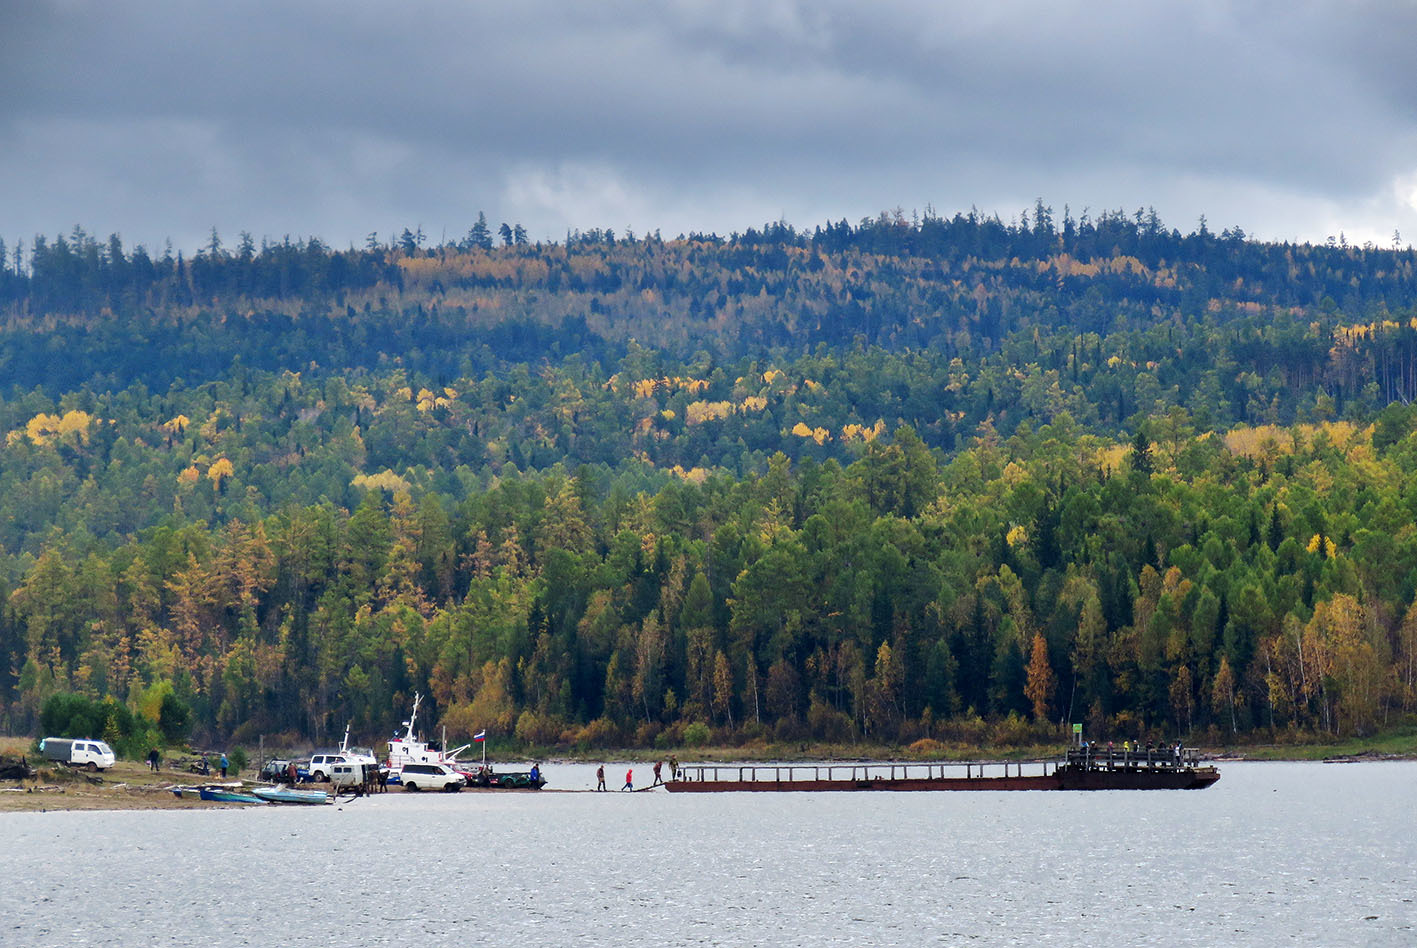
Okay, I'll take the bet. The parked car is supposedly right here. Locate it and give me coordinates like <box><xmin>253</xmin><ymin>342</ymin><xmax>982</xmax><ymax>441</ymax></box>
<box><xmin>398</xmin><ymin>762</ymin><xmax>464</xmax><ymax>792</ymax></box>
<box><xmin>39</xmin><ymin>737</ymin><xmax>116</xmax><ymax>772</ymax></box>
<box><xmin>259</xmin><ymin>758</ymin><xmax>292</xmax><ymax>782</ymax></box>
<box><xmin>258</xmin><ymin>758</ymin><xmax>310</xmax><ymax>783</ymax></box>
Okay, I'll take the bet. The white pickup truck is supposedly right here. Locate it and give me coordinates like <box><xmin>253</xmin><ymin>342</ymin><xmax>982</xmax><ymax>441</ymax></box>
<box><xmin>40</xmin><ymin>737</ymin><xmax>116</xmax><ymax>771</ymax></box>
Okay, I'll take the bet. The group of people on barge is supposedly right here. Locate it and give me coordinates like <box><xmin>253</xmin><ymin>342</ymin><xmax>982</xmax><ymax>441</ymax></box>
<box><xmin>1074</xmin><ymin>739</ymin><xmax>1189</xmax><ymax>767</ymax></box>
<box><xmin>594</xmin><ymin>755</ymin><xmax>678</xmax><ymax>791</ymax></box>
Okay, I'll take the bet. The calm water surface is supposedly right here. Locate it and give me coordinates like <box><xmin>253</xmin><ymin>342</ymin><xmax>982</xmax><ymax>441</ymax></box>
<box><xmin>5</xmin><ymin>761</ymin><xmax>1415</xmax><ymax>947</ymax></box>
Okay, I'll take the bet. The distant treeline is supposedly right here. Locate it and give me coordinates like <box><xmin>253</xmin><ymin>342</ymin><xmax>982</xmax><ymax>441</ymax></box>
<box><xmin>5</xmin><ymin>418</ymin><xmax>1417</xmax><ymax>754</ymax></box>
<box><xmin>3</xmin><ymin>207</ymin><xmax>1417</xmax><ymax>751</ymax></box>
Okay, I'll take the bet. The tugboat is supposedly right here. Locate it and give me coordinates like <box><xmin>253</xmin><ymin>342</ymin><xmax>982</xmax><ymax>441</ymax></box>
<box><xmin>383</xmin><ymin>693</ymin><xmax>548</xmax><ymax>789</ymax></box>
<box><xmin>384</xmin><ymin>693</ymin><xmax>471</xmax><ymax>784</ymax></box>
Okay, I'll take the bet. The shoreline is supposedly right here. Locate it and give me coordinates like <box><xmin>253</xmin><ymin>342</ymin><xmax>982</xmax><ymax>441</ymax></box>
<box><xmin>4</xmin><ymin>745</ymin><xmax>1414</xmax><ymax>813</ymax></box>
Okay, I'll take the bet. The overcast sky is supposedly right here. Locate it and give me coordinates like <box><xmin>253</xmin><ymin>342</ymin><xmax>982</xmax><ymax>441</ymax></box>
<box><xmin>4</xmin><ymin>1</ymin><xmax>1416</xmax><ymax>256</ymax></box>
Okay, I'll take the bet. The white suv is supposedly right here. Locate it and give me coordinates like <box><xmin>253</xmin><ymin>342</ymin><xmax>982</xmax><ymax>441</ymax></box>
<box><xmin>398</xmin><ymin>762</ymin><xmax>464</xmax><ymax>792</ymax></box>
<box><xmin>308</xmin><ymin>752</ymin><xmax>355</xmax><ymax>782</ymax></box>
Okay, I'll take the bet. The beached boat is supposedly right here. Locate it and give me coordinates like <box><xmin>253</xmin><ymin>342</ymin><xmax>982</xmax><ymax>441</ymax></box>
<box><xmin>664</xmin><ymin>748</ymin><xmax>1219</xmax><ymax>792</ymax></box>
<box><xmin>197</xmin><ymin>786</ymin><xmax>265</xmax><ymax>804</ymax></box>
<box><xmin>250</xmin><ymin>785</ymin><xmax>331</xmax><ymax>805</ymax></box>
<box><xmin>169</xmin><ymin>785</ymin><xmax>203</xmax><ymax>799</ymax></box>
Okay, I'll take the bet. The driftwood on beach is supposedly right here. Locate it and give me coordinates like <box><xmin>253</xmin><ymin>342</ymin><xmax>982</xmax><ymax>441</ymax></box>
<box><xmin>0</xmin><ymin>754</ymin><xmax>37</xmax><ymax>781</ymax></box>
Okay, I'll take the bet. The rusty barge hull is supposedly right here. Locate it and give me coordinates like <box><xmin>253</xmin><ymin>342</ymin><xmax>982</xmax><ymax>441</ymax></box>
<box><xmin>664</xmin><ymin>775</ymin><xmax>1060</xmax><ymax>791</ymax></box>
<box><xmin>664</xmin><ymin>753</ymin><xmax>1220</xmax><ymax>792</ymax></box>
<box><xmin>663</xmin><ymin>771</ymin><xmax>1219</xmax><ymax>792</ymax></box>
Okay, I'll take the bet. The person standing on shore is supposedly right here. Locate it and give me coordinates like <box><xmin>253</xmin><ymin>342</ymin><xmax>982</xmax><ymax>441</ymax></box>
<box><xmin>596</xmin><ymin>764</ymin><xmax>606</xmax><ymax>791</ymax></box>
<box><xmin>220</xmin><ymin>753</ymin><xmax>229</xmax><ymax>778</ymax></box>
<box><xmin>147</xmin><ymin>748</ymin><xmax>160</xmax><ymax>771</ymax></box>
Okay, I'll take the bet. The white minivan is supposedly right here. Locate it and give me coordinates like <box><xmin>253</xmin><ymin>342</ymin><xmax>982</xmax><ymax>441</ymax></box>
<box><xmin>398</xmin><ymin>762</ymin><xmax>464</xmax><ymax>792</ymax></box>
<box><xmin>40</xmin><ymin>738</ymin><xmax>117</xmax><ymax>771</ymax></box>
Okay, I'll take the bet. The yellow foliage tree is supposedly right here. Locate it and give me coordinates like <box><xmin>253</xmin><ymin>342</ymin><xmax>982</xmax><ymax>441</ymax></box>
<box><xmin>207</xmin><ymin>457</ymin><xmax>234</xmax><ymax>492</ymax></box>
<box><xmin>1024</xmin><ymin>633</ymin><xmax>1055</xmax><ymax>722</ymax></box>
<box><xmin>352</xmin><ymin>469</ymin><xmax>413</xmax><ymax>493</ymax></box>
<box><xmin>16</xmin><ymin>409</ymin><xmax>97</xmax><ymax>445</ymax></box>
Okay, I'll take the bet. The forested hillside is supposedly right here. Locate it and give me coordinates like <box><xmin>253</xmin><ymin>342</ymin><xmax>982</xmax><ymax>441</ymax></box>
<box><xmin>4</xmin><ymin>206</ymin><xmax>1417</xmax><ymax>752</ymax></box>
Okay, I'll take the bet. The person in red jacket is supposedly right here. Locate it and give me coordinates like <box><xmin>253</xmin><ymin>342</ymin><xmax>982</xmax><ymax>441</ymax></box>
<box><xmin>621</xmin><ymin>768</ymin><xmax>633</xmax><ymax>791</ymax></box>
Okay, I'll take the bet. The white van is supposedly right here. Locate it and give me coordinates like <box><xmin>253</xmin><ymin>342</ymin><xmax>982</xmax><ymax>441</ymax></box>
<box><xmin>40</xmin><ymin>738</ymin><xmax>117</xmax><ymax>771</ymax></box>
<box><xmin>330</xmin><ymin>761</ymin><xmax>381</xmax><ymax>789</ymax></box>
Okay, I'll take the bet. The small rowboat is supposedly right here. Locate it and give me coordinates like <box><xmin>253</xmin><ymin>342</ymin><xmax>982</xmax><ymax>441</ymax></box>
<box><xmin>197</xmin><ymin>786</ymin><xmax>264</xmax><ymax>804</ymax></box>
<box><xmin>250</xmin><ymin>785</ymin><xmax>330</xmax><ymax>805</ymax></box>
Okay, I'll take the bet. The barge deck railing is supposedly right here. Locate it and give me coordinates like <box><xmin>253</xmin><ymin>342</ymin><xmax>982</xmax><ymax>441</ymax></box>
<box><xmin>1061</xmin><ymin>746</ymin><xmax>1204</xmax><ymax>770</ymax></box>
<box><xmin>673</xmin><ymin>748</ymin><xmax>1206</xmax><ymax>786</ymax></box>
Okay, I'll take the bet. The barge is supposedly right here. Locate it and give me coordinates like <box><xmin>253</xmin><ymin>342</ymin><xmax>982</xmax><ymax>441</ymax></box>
<box><xmin>664</xmin><ymin>747</ymin><xmax>1219</xmax><ymax>792</ymax></box>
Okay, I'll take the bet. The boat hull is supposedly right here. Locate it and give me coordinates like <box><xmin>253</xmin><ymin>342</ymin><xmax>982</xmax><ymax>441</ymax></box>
<box><xmin>664</xmin><ymin>766</ymin><xmax>1220</xmax><ymax>792</ymax></box>
<box><xmin>665</xmin><ymin>775</ymin><xmax>1059</xmax><ymax>791</ymax></box>
<box><xmin>1056</xmin><ymin>766</ymin><xmax>1220</xmax><ymax>790</ymax></box>
<box><xmin>197</xmin><ymin>786</ymin><xmax>264</xmax><ymax>803</ymax></box>
<box><xmin>250</xmin><ymin>786</ymin><xmax>330</xmax><ymax>805</ymax></box>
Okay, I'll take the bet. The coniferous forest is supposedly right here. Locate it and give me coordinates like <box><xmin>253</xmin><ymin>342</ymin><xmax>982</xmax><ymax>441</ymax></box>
<box><xmin>5</xmin><ymin>206</ymin><xmax>1417</xmax><ymax>753</ymax></box>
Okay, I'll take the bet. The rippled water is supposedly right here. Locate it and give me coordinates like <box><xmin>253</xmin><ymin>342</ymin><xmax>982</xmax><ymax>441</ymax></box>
<box><xmin>5</xmin><ymin>761</ymin><xmax>1415</xmax><ymax>947</ymax></box>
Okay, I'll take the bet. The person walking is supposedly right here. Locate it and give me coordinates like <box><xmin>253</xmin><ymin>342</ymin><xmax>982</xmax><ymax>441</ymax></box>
<box><xmin>622</xmin><ymin>768</ymin><xmax>633</xmax><ymax>791</ymax></box>
<box><xmin>596</xmin><ymin>764</ymin><xmax>606</xmax><ymax>791</ymax></box>
<box><xmin>652</xmin><ymin>760</ymin><xmax>663</xmax><ymax>786</ymax></box>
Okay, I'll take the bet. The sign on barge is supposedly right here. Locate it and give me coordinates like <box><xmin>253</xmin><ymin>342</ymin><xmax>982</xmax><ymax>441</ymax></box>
<box><xmin>664</xmin><ymin>748</ymin><xmax>1219</xmax><ymax>792</ymax></box>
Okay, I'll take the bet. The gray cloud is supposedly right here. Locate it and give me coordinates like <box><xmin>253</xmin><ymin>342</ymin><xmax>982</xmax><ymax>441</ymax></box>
<box><xmin>3</xmin><ymin>0</ymin><xmax>1415</xmax><ymax>254</ymax></box>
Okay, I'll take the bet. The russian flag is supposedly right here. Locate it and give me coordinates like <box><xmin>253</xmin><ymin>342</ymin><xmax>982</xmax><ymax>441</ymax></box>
<box><xmin>473</xmin><ymin>730</ymin><xmax>486</xmax><ymax>742</ymax></box>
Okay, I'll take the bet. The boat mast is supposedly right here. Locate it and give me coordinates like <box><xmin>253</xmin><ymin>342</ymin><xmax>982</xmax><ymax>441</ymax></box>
<box><xmin>404</xmin><ymin>692</ymin><xmax>422</xmax><ymax>742</ymax></box>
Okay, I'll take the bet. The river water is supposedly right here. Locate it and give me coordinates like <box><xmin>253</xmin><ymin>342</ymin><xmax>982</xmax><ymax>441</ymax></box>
<box><xmin>4</xmin><ymin>761</ymin><xmax>1414</xmax><ymax>947</ymax></box>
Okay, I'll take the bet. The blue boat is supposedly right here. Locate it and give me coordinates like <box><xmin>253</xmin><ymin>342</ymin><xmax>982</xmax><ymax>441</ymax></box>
<box><xmin>197</xmin><ymin>786</ymin><xmax>264</xmax><ymax>804</ymax></box>
<box><xmin>250</xmin><ymin>785</ymin><xmax>330</xmax><ymax>805</ymax></box>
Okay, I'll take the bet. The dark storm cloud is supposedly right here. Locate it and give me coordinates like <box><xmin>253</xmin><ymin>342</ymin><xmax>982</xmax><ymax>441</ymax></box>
<box><xmin>3</xmin><ymin>1</ymin><xmax>1415</xmax><ymax>254</ymax></box>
